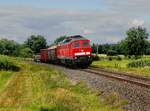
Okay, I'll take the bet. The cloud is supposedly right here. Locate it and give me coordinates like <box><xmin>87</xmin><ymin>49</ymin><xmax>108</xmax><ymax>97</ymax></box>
<box><xmin>0</xmin><ymin>3</ymin><xmax>150</xmax><ymax>44</ymax></box>
<box><xmin>83</xmin><ymin>29</ymin><xmax>94</xmax><ymax>35</ymax></box>
<box><xmin>103</xmin><ymin>0</ymin><xmax>150</xmax><ymax>17</ymax></box>
<box><xmin>130</xmin><ymin>19</ymin><xmax>145</xmax><ymax>27</ymax></box>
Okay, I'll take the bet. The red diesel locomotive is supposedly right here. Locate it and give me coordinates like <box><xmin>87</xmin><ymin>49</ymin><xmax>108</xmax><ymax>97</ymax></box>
<box><xmin>40</xmin><ymin>35</ymin><xmax>92</xmax><ymax>68</ymax></box>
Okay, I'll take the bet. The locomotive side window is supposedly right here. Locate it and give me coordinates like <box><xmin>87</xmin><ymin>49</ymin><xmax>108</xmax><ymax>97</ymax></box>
<box><xmin>74</xmin><ymin>42</ymin><xmax>80</xmax><ymax>48</ymax></box>
<box><xmin>82</xmin><ymin>42</ymin><xmax>90</xmax><ymax>47</ymax></box>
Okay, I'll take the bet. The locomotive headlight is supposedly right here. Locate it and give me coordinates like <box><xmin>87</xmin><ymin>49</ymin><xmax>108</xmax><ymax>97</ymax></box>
<box><xmin>86</xmin><ymin>52</ymin><xmax>90</xmax><ymax>55</ymax></box>
<box><xmin>75</xmin><ymin>52</ymin><xmax>85</xmax><ymax>56</ymax></box>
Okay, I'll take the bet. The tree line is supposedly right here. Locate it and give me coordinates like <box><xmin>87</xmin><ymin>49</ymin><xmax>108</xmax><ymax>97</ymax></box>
<box><xmin>92</xmin><ymin>26</ymin><xmax>150</xmax><ymax>58</ymax></box>
<box><xmin>0</xmin><ymin>26</ymin><xmax>149</xmax><ymax>58</ymax></box>
<box><xmin>0</xmin><ymin>35</ymin><xmax>47</xmax><ymax>58</ymax></box>
<box><xmin>0</xmin><ymin>34</ymin><xmax>68</xmax><ymax>58</ymax></box>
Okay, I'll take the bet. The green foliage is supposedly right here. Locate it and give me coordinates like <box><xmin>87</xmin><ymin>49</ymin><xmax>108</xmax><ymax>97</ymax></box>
<box><xmin>92</xmin><ymin>27</ymin><xmax>150</xmax><ymax>57</ymax></box>
<box><xmin>0</xmin><ymin>39</ymin><xmax>20</xmax><ymax>56</ymax></box>
<box><xmin>116</xmin><ymin>56</ymin><xmax>122</xmax><ymax>61</ymax></box>
<box><xmin>92</xmin><ymin>42</ymin><xmax>128</xmax><ymax>55</ymax></box>
<box><xmin>54</xmin><ymin>35</ymin><xmax>67</xmax><ymax>44</ymax></box>
<box><xmin>126</xmin><ymin>26</ymin><xmax>149</xmax><ymax>57</ymax></box>
<box><xmin>102</xmin><ymin>44</ymin><xmax>112</xmax><ymax>54</ymax></box>
<box><xmin>145</xmin><ymin>47</ymin><xmax>150</xmax><ymax>55</ymax></box>
<box><xmin>117</xmin><ymin>40</ymin><xmax>128</xmax><ymax>55</ymax></box>
<box><xmin>128</xmin><ymin>59</ymin><xmax>150</xmax><ymax>68</ymax></box>
<box><xmin>20</xmin><ymin>47</ymin><xmax>33</xmax><ymax>58</ymax></box>
<box><xmin>0</xmin><ymin>71</ymin><xmax>14</xmax><ymax>90</ymax></box>
<box><xmin>145</xmin><ymin>41</ymin><xmax>150</xmax><ymax>55</ymax></box>
<box><xmin>92</xmin><ymin>55</ymin><xmax>100</xmax><ymax>61</ymax></box>
<box><xmin>0</xmin><ymin>55</ymin><xmax>19</xmax><ymax>71</ymax></box>
<box><xmin>91</xmin><ymin>43</ymin><xmax>97</xmax><ymax>53</ymax></box>
<box><xmin>107</xmin><ymin>50</ymin><xmax>117</xmax><ymax>56</ymax></box>
<box><xmin>108</xmin><ymin>56</ymin><xmax>113</xmax><ymax>61</ymax></box>
<box><xmin>24</xmin><ymin>35</ymin><xmax>47</xmax><ymax>54</ymax></box>
<box><xmin>92</xmin><ymin>57</ymin><xmax>150</xmax><ymax>77</ymax></box>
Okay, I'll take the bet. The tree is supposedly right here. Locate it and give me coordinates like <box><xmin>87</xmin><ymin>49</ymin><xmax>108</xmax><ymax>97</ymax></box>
<box><xmin>145</xmin><ymin>41</ymin><xmax>150</xmax><ymax>55</ymax></box>
<box><xmin>101</xmin><ymin>44</ymin><xmax>111</xmax><ymax>54</ymax></box>
<box><xmin>92</xmin><ymin>43</ymin><xmax>97</xmax><ymax>53</ymax></box>
<box><xmin>0</xmin><ymin>39</ymin><xmax>20</xmax><ymax>56</ymax></box>
<box><xmin>24</xmin><ymin>35</ymin><xmax>47</xmax><ymax>54</ymax></box>
<box><xmin>118</xmin><ymin>40</ymin><xmax>128</xmax><ymax>55</ymax></box>
<box><xmin>54</xmin><ymin>35</ymin><xmax>67</xmax><ymax>44</ymax></box>
<box><xmin>19</xmin><ymin>48</ymin><xmax>33</xmax><ymax>58</ymax></box>
<box><xmin>126</xmin><ymin>26</ymin><xmax>149</xmax><ymax>58</ymax></box>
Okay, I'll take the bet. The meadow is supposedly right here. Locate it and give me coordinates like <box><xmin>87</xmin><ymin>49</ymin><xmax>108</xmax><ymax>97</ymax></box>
<box><xmin>0</xmin><ymin>55</ymin><xmax>125</xmax><ymax>111</ymax></box>
<box><xmin>92</xmin><ymin>54</ymin><xmax>150</xmax><ymax>77</ymax></box>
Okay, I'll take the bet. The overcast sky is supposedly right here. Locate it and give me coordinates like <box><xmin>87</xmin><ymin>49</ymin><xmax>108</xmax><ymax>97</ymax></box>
<box><xmin>0</xmin><ymin>0</ymin><xmax>150</xmax><ymax>44</ymax></box>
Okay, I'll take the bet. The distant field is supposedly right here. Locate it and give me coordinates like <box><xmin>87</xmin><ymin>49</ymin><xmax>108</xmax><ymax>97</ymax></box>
<box><xmin>0</xmin><ymin>55</ymin><xmax>125</xmax><ymax>111</ymax></box>
<box><xmin>92</xmin><ymin>55</ymin><xmax>150</xmax><ymax>77</ymax></box>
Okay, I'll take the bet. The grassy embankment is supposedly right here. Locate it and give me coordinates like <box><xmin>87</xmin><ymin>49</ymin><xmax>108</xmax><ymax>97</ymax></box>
<box><xmin>0</xmin><ymin>55</ymin><xmax>125</xmax><ymax>111</ymax></box>
<box><xmin>92</xmin><ymin>54</ymin><xmax>150</xmax><ymax>77</ymax></box>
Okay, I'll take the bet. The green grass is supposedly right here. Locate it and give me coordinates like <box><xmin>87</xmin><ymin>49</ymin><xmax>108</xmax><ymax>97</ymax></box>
<box><xmin>92</xmin><ymin>57</ymin><xmax>150</xmax><ymax>77</ymax></box>
<box><xmin>0</xmin><ymin>56</ymin><xmax>125</xmax><ymax>111</ymax></box>
<box><xmin>0</xmin><ymin>71</ymin><xmax>14</xmax><ymax>92</ymax></box>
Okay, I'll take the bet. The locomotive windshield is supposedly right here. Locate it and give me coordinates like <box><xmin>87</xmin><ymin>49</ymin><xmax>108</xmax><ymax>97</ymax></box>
<box><xmin>74</xmin><ymin>42</ymin><xmax>80</xmax><ymax>48</ymax></box>
<box><xmin>82</xmin><ymin>42</ymin><xmax>90</xmax><ymax>47</ymax></box>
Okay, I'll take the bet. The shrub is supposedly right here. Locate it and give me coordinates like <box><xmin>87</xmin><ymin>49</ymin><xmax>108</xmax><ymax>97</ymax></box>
<box><xmin>108</xmin><ymin>56</ymin><xmax>112</xmax><ymax>61</ymax></box>
<box><xmin>92</xmin><ymin>55</ymin><xmax>100</xmax><ymax>61</ymax></box>
<box><xmin>116</xmin><ymin>56</ymin><xmax>122</xmax><ymax>61</ymax></box>
<box><xmin>0</xmin><ymin>55</ymin><xmax>19</xmax><ymax>71</ymax></box>
<box><xmin>19</xmin><ymin>48</ymin><xmax>33</xmax><ymax>58</ymax></box>
<box><xmin>128</xmin><ymin>59</ymin><xmax>150</xmax><ymax>68</ymax></box>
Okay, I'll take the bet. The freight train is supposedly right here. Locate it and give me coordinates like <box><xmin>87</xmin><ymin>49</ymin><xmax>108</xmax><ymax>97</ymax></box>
<box><xmin>39</xmin><ymin>35</ymin><xmax>93</xmax><ymax>68</ymax></box>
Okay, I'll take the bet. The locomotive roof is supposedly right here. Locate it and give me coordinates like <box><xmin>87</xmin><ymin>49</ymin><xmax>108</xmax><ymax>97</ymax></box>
<box><xmin>48</xmin><ymin>35</ymin><xmax>89</xmax><ymax>49</ymax></box>
<box><xmin>61</xmin><ymin>35</ymin><xmax>88</xmax><ymax>44</ymax></box>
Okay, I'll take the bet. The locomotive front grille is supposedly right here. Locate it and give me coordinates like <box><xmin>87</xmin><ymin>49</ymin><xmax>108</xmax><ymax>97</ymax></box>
<box><xmin>75</xmin><ymin>56</ymin><xmax>92</xmax><ymax>64</ymax></box>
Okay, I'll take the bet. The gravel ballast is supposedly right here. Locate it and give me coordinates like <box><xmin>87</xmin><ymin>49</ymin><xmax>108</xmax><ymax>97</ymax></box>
<box><xmin>46</xmin><ymin>64</ymin><xmax>150</xmax><ymax>111</ymax></box>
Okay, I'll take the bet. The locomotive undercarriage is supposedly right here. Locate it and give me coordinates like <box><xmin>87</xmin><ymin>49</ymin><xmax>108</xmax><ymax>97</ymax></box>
<box><xmin>61</xmin><ymin>56</ymin><xmax>92</xmax><ymax>68</ymax></box>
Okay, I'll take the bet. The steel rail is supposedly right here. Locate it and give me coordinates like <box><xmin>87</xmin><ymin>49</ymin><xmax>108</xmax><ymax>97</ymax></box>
<box><xmin>81</xmin><ymin>68</ymin><xmax>150</xmax><ymax>88</ymax></box>
<box><xmin>89</xmin><ymin>67</ymin><xmax>150</xmax><ymax>81</ymax></box>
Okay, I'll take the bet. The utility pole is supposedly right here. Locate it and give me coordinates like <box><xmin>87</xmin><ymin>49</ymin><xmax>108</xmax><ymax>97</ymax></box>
<box><xmin>96</xmin><ymin>43</ymin><xmax>99</xmax><ymax>56</ymax></box>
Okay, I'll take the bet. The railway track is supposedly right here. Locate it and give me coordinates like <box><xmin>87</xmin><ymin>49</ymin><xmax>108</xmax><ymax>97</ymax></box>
<box><xmin>81</xmin><ymin>67</ymin><xmax>150</xmax><ymax>88</ymax></box>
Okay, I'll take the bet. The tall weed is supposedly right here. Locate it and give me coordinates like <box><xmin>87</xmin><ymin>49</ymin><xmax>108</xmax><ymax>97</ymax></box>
<box><xmin>128</xmin><ymin>59</ymin><xmax>150</xmax><ymax>68</ymax></box>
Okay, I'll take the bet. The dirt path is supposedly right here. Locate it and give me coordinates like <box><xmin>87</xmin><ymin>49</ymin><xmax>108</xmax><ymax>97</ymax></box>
<box><xmin>0</xmin><ymin>71</ymin><xmax>31</xmax><ymax>108</ymax></box>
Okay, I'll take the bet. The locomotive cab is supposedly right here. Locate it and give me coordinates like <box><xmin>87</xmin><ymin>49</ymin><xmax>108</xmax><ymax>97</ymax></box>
<box><xmin>71</xmin><ymin>39</ymin><xmax>92</xmax><ymax>67</ymax></box>
<box><xmin>72</xmin><ymin>40</ymin><xmax>91</xmax><ymax>56</ymax></box>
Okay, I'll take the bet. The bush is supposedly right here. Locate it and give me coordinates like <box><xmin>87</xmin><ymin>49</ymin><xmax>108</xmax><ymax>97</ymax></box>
<box><xmin>19</xmin><ymin>48</ymin><xmax>33</xmax><ymax>58</ymax></box>
<box><xmin>116</xmin><ymin>56</ymin><xmax>122</xmax><ymax>61</ymax></box>
<box><xmin>108</xmin><ymin>56</ymin><xmax>112</xmax><ymax>61</ymax></box>
<box><xmin>128</xmin><ymin>59</ymin><xmax>150</xmax><ymax>68</ymax></box>
<box><xmin>92</xmin><ymin>55</ymin><xmax>100</xmax><ymax>61</ymax></box>
<box><xmin>0</xmin><ymin>55</ymin><xmax>19</xmax><ymax>71</ymax></box>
